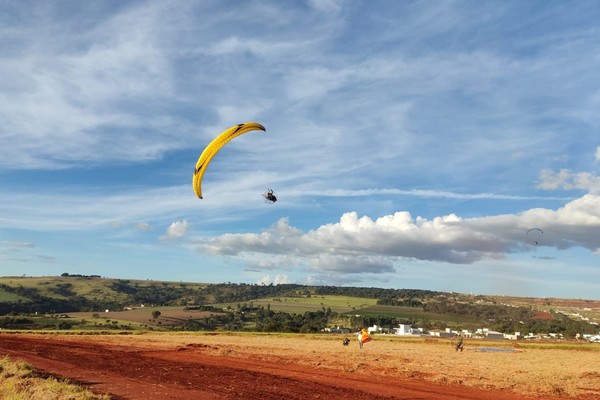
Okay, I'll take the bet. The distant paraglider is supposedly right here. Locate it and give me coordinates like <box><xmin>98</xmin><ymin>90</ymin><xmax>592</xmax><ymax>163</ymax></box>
<box><xmin>263</xmin><ymin>188</ymin><xmax>277</xmax><ymax>203</ymax></box>
<box><xmin>192</xmin><ymin>122</ymin><xmax>266</xmax><ymax>200</ymax></box>
<box><xmin>526</xmin><ymin>228</ymin><xmax>543</xmax><ymax>245</ymax></box>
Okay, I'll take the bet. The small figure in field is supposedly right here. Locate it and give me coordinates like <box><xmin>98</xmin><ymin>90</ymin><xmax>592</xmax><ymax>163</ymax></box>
<box><xmin>455</xmin><ymin>334</ymin><xmax>464</xmax><ymax>352</ymax></box>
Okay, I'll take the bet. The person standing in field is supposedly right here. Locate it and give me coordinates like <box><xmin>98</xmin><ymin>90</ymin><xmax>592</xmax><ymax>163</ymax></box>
<box><xmin>357</xmin><ymin>328</ymin><xmax>372</xmax><ymax>349</ymax></box>
<box><xmin>455</xmin><ymin>333</ymin><xmax>464</xmax><ymax>352</ymax></box>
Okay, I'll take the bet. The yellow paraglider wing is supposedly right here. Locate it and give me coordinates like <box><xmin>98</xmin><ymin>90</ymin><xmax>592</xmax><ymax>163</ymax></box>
<box><xmin>192</xmin><ymin>122</ymin><xmax>266</xmax><ymax>199</ymax></box>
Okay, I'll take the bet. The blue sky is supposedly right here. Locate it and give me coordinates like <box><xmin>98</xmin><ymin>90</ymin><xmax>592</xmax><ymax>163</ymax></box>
<box><xmin>1</xmin><ymin>0</ymin><xmax>600</xmax><ymax>299</ymax></box>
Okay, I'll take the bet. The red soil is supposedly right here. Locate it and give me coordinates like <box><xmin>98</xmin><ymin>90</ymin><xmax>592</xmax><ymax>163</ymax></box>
<box><xmin>531</xmin><ymin>311</ymin><xmax>555</xmax><ymax>320</ymax></box>
<box><xmin>0</xmin><ymin>333</ymin><xmax>575</xmax><ymax>400</ymax></box>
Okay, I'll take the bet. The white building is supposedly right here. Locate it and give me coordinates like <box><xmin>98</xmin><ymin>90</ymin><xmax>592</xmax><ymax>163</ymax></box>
<box><xmin>393</xmin><ymin>324</ymin><xmax>424</xmax><ymax>336</ymax></box>
<box><xmin>395</xmin><ymin>324</ymin><xmax>412</xmax><ymax>335</ymax></box>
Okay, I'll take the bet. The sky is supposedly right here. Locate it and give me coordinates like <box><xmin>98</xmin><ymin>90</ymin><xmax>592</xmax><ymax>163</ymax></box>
<box><xmin>1</xmin><ymin>0</ymin><xmax>600</xmax><ymax>300</ymax></box>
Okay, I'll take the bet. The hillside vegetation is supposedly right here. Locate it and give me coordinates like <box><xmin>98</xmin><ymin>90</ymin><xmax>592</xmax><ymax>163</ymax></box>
<box><xmin>0</xmin><ymin>275</ymin><xmax>598</xmax><ymax>337</ymax></box>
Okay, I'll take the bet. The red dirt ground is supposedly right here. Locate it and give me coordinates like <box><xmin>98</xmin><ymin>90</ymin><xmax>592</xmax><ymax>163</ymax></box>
<box><xmin>531</xmin><ymin>311</ymin><xmax>555</xmax><ymax>320</ymax></box>
<box><xmin>0</xmin><ymin>333</ymin><xmax>575</xmax><ymax>400</ymax></box>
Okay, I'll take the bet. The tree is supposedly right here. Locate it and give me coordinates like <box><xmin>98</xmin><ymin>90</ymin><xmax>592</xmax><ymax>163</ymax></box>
<box><xmin>151</xmin><ymin>310</ymin><xmax>161</xmax><ymax>320</ymax></box>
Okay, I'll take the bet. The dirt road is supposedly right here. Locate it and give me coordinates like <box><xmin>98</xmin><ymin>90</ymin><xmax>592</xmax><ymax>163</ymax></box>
<box><xmin>0</xmin><ymin>333</ymin><xmax>575</xmax><ymax>400</ymax></box>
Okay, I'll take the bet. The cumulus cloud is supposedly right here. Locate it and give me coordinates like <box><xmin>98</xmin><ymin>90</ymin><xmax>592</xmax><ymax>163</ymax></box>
<box><xmin>257</xmin><ymin>274</ymin><xmax>290</xmax><ymax>285</ymax></box>
<box><xmin>160</xmin><ymin>220</ymin><xmax>189</xmax><ymax>241</ymax></box>
<box><xmin>596</xmin><ymin>147</ymin><xmax>600</xmax><ymax>161</ymax></box>
<box><xmin>538</xmin><ymin>169</ymin><xmax>600</xmax><ymax>193</ymax></box>
<box><xmin>197</xmin><ymin>195</ymin><xmax>600</xmax><ymax>274</ymax></box>
<box><xmin>311</xmin><ymin>254</ymin><xmax>394</xmax><ymax>273</ymax></box>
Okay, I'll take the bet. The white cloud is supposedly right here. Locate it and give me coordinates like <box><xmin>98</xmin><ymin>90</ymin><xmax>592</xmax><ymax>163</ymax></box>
<box><xmin>160</xmin><ymin>220</ymin><xmax>189</xmax><ymax>241</ymax></box>
<box><xmin>257</xmin><ymin>274</ymin><xmax>289</xmax><ymax>285</ymax></box>
<box><xmin>596</xmin><ymin>147</ymin><xmax>600</xmax><ymax>161</ymax></box>
<box><xmin>311</xmin><ymin>254</ymin><xmax>394</xmax><ymax>274</ymax></box>
<box><xmin>321</xmin><ymin>187</ymin><xmax>569</xmax><ymax>201</ymax></box>
<box><xmin>538</xmin><ymin>169</ymin><xmax>600</xmax><ymax>193</ymax></box>
<box><xmin>197</xmin><ymin>194</ymin><xmax>600</xmax><ymax>273</ymax></box>
<box><xmin>0</xmin><ymin>2</ymin><xmax>186</xmax><ymax>169</ymax></box>
<box><xmin>135</xmin><ymin>223</ymin><xmax>152</xmax><ymax>231</ymax></box>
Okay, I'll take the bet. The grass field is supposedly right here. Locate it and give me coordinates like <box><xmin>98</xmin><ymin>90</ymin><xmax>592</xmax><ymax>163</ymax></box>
<box><xmin>0</xmin><ymin>287</ymin><xmax>28</xmax><ymax>302</ymax></box>
<box><xmin>0</xmin><ymin>276</ymin><xmax>129</xmax><ymax>302</ymax></box>
<box><xmin>0</xmin><ymin>276</ymin><xmax>208</xmax><ymax>303</ymax></box>
<box><xmin>212</xmin><ymin>296</ymin><xmax>482</xmax><ymax>328</ymax></box>
<box><xmin>212</xmin><ymin>294</ymin><xmax>378</xmax><ymax>313</ymax></box>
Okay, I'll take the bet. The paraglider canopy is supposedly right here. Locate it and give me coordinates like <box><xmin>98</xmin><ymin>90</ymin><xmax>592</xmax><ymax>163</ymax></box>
<box><xmin>526</xmin><ymin>228</ymin><xmax>543</xmax><ymax>245</ymax></box>
<box><xmin>360</xmin><ymin>328</ymin><xmax>372</xmax><ymax>344</ymax></box>
<box><xmin>192</xmin><ymin>122</ymin><xmax>266</xmax><ymax>199</ymax></box>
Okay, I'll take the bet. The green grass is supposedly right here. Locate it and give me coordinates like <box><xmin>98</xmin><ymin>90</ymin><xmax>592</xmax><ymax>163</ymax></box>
<box><xmin>0</xmin><ymin>276</ymin><xmax>125</xmax><ymax>302</ymax></box>
<box><xmin>212</xmin><ymin>297</ymin><xmax>482</xmax><ymax>326</ymax></box>
<box><xmin>212</xmin><ymin>295</ymin><xmax>378</xmax><ymax>313</ymax></box>
<box><xmin>0</xmin><ymin>287</ymin><xmax>28</xmax><ymax>303</ymax></box>
<box><xmin>350</xmin><ymin>304</ymin><xmax>482</xmax><ymax>325</ymax></box>
<box><xmin>0</xmin><ymin>276</ymin><xmax>209</xmax><ymax>304</ymax></box>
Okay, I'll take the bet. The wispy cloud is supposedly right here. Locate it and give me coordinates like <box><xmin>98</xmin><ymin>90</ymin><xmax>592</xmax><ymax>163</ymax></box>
<box><xmin>320</xmin><ymin>188</ymin><xmax>571</xmax><ymax>201</ymax></box>
<box><xmin>0</xmin><ymin>2</ymin><xmax>187</xmax><ymax>169</ymax></box>
<box><xmin>0</xmin><ymin>240</ymin><xmax>56</xmax><ymax>264</ymax></box>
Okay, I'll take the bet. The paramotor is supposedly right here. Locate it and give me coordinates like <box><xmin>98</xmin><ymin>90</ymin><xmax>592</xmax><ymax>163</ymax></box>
<box><xmin>263</xmin><ymin>188</ymin><xmax>277</xmax><ymax>203</ymax></box>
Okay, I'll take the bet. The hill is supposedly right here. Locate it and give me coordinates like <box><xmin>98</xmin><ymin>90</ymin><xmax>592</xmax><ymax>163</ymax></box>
<box><xmin>0</xmin><ymin>275</ymin><xmax>599</xmax><ymax>336</ymax></box>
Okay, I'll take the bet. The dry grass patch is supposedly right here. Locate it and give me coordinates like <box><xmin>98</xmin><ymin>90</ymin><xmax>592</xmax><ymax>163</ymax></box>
<box><xmin>0</xmin><ymin>356</ymin><xmax>110</xmax><ymax>400</ymax></box>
